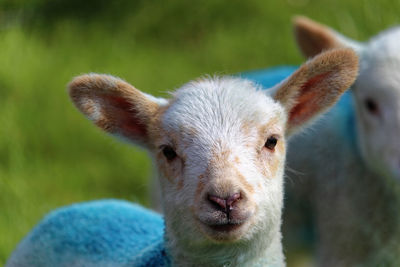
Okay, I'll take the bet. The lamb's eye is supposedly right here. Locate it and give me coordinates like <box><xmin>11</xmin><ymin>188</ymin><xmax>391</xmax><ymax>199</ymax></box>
<box><xmin>162</xmin><ymin>146</ymin><xmax>177</xmax><ymax>161</ymax></box>
<box><xmin>264</xmin><ymin>136</ymin><xmax>278</xmax><ymax>151</ymax></box>
<box><xmin>365</xmin><ymin>98</ymin><xmax>379</xmax><ymax>115</ymax></box>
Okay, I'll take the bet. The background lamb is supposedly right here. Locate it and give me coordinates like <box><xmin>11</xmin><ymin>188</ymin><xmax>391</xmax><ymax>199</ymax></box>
<box><xmin>281</xmin><ymin>16</ymin><xmax>400</xmax><ymax>266</ymax></box>
<box><xmin>6</xmin><ymin>49</ymin><xmax>358</xmax><ymax>267</ymax></box>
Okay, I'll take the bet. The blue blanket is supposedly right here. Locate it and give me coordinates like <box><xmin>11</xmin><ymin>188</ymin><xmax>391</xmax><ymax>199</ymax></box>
<box><xmin>7</xmin><ymin>200</ymin><xmax>170</xmax><ymax>267</ymax></box>
<box><xmin>241</xmin><ymin>66</ymin><xmax>297</xmax><ymax>88</ymax></box>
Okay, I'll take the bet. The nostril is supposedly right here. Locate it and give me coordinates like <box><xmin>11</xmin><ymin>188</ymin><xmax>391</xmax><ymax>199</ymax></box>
<box><xmin>208</xmin><ymin>195</ymin><xmax>227</xmax><ymax>211</ymax></box>
<box><xmin>226</xmin><ymin>193</ymin><xmax>241</xmax><ymax>210</ymax></box>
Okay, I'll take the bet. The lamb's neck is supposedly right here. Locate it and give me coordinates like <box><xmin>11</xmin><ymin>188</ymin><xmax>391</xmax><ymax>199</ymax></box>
<box><xmin>167</xmin><ymin>226</ymin><xmax>285</xmax><ymax>267</ymax></box>
<box><xmin>315</xmin><ymin>138</ymin><xmax>400</xmax><ymax>264</ymax></box>
<box><xmin>353</xmin><ymin>166</ymin><xmax>400</xmax><ymax>246</ymax></box>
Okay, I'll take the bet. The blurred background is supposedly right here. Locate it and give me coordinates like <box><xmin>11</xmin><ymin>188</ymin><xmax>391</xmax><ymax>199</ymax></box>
<box><xmin>0</xmin><ymin>0</ymin><xmax>399</xmax><ymax>265</ymax></box>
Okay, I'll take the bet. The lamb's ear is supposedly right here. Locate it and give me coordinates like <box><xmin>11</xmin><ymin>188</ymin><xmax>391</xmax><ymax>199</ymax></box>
<box><xmin>68</xmin><ymin>74</ymin><xmax>166</xmax><ymax>147</ymax></box>
<box><xmin>272</xmin><ymin>48</ymin><xmax>358</xmax><ymax>136</ymax></box>
<box><xmin>293</xmin><ymin>16</ymin><xmax>364</xmax><ymax>58</ymax></box>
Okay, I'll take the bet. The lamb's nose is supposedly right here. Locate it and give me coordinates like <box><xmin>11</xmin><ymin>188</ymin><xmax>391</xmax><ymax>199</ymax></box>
<box><xmin>208</xmin><ymin>193</ymin><xmax>241</xmax><ymax>213</ymax></box>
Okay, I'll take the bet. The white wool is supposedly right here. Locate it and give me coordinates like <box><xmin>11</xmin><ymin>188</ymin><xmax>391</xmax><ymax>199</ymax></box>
<box><xmin>158</xmin><ymin>77</ymin><xmax>286</xmax><ymax>266</ymax></box>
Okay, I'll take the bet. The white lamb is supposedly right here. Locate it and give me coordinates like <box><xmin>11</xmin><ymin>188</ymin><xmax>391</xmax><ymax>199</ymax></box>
<box><xmin>6</xmin><ymin>48</ymin><xmax>357</xmax><ymax>267</ymax></box>
<box><xmin>283</xmin><ymin>16</ymin><xmax>400</xmax><ymax>266</ymax></box>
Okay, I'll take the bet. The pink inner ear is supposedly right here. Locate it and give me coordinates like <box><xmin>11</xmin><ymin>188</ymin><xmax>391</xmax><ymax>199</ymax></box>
<box><xmin>104</xmin><ymin>95</ymin><xmax>148</xmax><ymax>140</ymax></box>
<box><xmin>289</xmin><ymin>72</ymin><xmax>330</xmax><ymax>126</ymax></box>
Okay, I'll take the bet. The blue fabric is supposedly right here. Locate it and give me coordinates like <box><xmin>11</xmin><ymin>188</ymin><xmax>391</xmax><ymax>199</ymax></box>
<box><xmin>7</xmin><ymin>200</ymin><xmax>170</xmax><ymax>267</ymax></box>
<box><xmin>240</xmin><ymin>66</ymin><xmax>297</xmax><ymax>88</ymax></box>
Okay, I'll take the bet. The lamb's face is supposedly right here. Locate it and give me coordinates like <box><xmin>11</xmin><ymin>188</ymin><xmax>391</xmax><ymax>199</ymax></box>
<box><xmin>153</xmin><ymin>78</ymin><xmax>286</xmax><ymax>244</ymax></box>
<box><xmin>353</xmin><ymin>32</ymin><xmax>400</xmax><ymax>180</ymax></box>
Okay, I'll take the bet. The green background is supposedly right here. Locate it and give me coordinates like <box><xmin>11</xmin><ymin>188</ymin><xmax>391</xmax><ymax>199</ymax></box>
<box><xmin>0</xmin><ymin>0</ymin><xmax>398</xmax><ymax>265</ymax></box>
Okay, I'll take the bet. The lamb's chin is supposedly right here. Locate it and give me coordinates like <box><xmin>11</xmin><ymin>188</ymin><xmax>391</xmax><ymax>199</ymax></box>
<box><xmin>194</xmin><ymin>219</ymin><xmax>254</xmax><ymax>243</ymax></box>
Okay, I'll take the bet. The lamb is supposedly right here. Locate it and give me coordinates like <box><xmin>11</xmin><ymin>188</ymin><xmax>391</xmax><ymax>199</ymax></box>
<box><xmin>6</xmin><ymin>48</ymin><xmax>358</xmax><ymax>267</ymax></box>
<box><xmin>273</xmin><ymin>17</ymin><xmax>400</xmax><ymax>266</ymax></box>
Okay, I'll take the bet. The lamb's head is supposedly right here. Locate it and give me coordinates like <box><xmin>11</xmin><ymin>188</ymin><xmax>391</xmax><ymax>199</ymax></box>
<box><xmin>294</xmin><ymin>16</ymin><xmax>400</xmax><ymax>181</ymax></box>
<box><xmin>68</xmin><ymin>48</ymin><xmax>357</xmax><ymax>265</ymax></box>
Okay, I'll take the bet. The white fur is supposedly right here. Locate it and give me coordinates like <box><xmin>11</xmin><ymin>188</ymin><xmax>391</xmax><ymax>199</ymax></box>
<box><xmin>156</xmin><ymin>77</ymin><xmax>286</xmax><ymax>266</ymax></box>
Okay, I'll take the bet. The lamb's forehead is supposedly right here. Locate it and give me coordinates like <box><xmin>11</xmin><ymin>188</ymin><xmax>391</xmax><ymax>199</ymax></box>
<box><xmin>355</xmin><ymin>27</ymin><xmax>400</xmax><ymax>91</ymax></box>
<box><xmin>162</xmin><ymin>77</ymin><xmax>285</xmax><ymax>137</ymax></box>
<box><xmin>363</xmin><ymin>27</ymin><xmax>400</xmax><ymax>66</ymax></box>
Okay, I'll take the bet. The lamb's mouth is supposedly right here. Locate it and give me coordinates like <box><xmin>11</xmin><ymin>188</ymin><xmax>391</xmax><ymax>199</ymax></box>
<box><xmin>208</xmin><ymin>222</ymin><xmax>244</xmax><ymax>232</ymax></box>
<box><xmin>195</xmin><ymin>209</ymin><xmax>253</xmax><ymax>239</ymax></box>
<box><xmin>196</xmin><ymin>216</ymin><xmax>250</xmax><ymax>239</ymax></box>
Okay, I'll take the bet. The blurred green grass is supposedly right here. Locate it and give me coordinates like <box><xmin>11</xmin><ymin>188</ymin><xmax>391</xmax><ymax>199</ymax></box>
<box><xmin>1</xmin><ymin>0</ymin><xmax>399</xmax><ymax>265</ymax></box>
